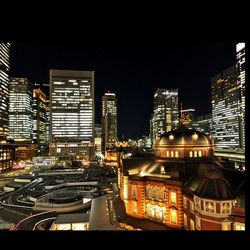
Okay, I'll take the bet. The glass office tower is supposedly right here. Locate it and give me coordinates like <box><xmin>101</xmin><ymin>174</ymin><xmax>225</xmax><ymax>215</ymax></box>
<box><xmin>9</xmin><ymin>78</ymin><xmax>33</xmax><ymax>142</ymax></box>
<box><xmin>0</xmin><ymin>43</ymin><xmax>10</xmax><ymax>140</ymax></box>
<box><xmin>49</xmin><ymin>70</ymin><xmax>95</xmax><ymax>161</ymax></box>
<box><xmin>101</xmin><ymin>92</ymin><xmax>117</xmax><ymax>152</ymax></box>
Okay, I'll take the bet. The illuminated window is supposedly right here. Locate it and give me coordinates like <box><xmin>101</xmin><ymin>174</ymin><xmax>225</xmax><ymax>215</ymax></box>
<box><xmin>131</xmin><ymin>184</ymin><xmax>137</xmax><ymax>199</ymax></box>
<box><xmin>170</xmin><ymin>191</ymin><xmax>177</xmax><ymax>204</ymax></box>
<box><xmin>184</xmin><ymin>213</ymin><xmax>187</xmax><ymax>229</ymax></box>
<box><xmin>166</xmin><ymin>151</ymin><xmax>169</xmax><ymax>157</ymax></box>
<box><xmin>155</xmin><ymin>189</ymin><xmax>159</xmax><ymax>200</ymax></box>
<box><xmin>171</xmin><ymin>151</ymin><xmax>174</xmax><ymax>157</ymax></box>
<box><xmin>56</xmin><ymin>148</ymin><xmax>61</xmax><ymax>153</ymax></box>
<box><xmin>163</xmin><ymin>191</ymin><xmax>167</xmax><ymax>200</ymax></box>
<box><xmin>183</xmin><ymin>197</ymin><xmax>187</xmax><ymax>208</ymax></box>
<box><xmin>194</xmin><ymin>151</ymin><xmax>197</xmax><ymax>157</ymax></box>
<box><xmin>146</xmin><ymin>185</ymin><xmax>151</xmax><ymax>198</ymax></box>
<box><xmin>132</xmin><ymin>200</ymin><xmax>138</xmax><ymax>214</ymax></box>
<box><xmin>206</xmin><ymin>201</ymin><xmax>214</xmax><ymax>213</ymax></box>
<box><xmin>221</xmin><ymin>203</ymin><xmax>230</xmax><ymax>213</ymax></box>
<box><xmin>198</xmin><ymin>150</ymin><xmax>202</xmax><ymax>157</ymax></box>
<box><xmin>235</xmin><ymin>224</ymin><xmax>245</xmax><ymax>231</ymax></box>
<box><xmin>170</xmin><ymin>208</ymin><xmax>177</xmax><ymax>224</ymax></box>
<box><xmin>159</xmin><ymin>189</ymin><xmax>164</xmax><ymax>200</ymax></box>
<box><xmin>190</xmin><ymin>219</ymin><xmax>195</xmax><ymax>230</ymax></box>
<box><xmin>196</xmin><ymin>216</ymin><xmax>201</xmax><ymax>230</ymax></box>
<box><xmin>175</xmin><ymin>151</ymin><xmax>179</xmax><ymax>157</ymax></box>
<box><xmin>189</xmin><ymin>151</ymin><xmax>193</xmax><ymax>157</ymax></box>
<box><xmin>222</xmin><ymin>221</ymin><xmax>231</xmax><ymax>231</ymax></box>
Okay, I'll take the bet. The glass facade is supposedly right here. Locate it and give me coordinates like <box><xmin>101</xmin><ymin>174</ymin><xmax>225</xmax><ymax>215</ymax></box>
<box><xmin>152</xmin><ymin>89</ymin><xmax>179</xmax><ymax>144</ymax></box>
<box><xmin>191</xmin><ymin>114</ymin><xmax>212</xmax><ymax>134</ymax></box>
<box><xmin>49</xmin><ymin>70</ymin><xmax>94</xmax><ymax>160</ymax></box>
<box><xmin>180</xmin><ymin>109</ymin><xmax>195</xmax><ymax>127</ymax></box>
<box><xmin>101</xmin><ymin>92</ymin><xmax>117</xmax><ymax>152</ymax></box>
<box><xmin>9</xmin><ymin>78</ymin><xmax>33</xmax><ymax>142</ymax></box>
<box><xmin>236</xmin><ymin>43</ymin><xmax>245</xmax><ymax>150</ymax></box>
<box><xmin>211</xmin><ymin>66</ymin><xmax>242</xmax><ymax>150</ymax></box>
<box><xmin>33</xmin><ymin>88</ymin><xmax>46</xmax><ymax>145</ymax></box>
<box><xmin>0</xmin><ymin>43</ymin><xmax>10</xmax><ymax>139</ymax></box>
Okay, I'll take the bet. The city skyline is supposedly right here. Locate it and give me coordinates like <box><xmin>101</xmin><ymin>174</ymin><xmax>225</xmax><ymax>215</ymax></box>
<box><xmin>9</xmin><ymin>41</ymin><xmax>237</xmax><ymax>139</ymax></box>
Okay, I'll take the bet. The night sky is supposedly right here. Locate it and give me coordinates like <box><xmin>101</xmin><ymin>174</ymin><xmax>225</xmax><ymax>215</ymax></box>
<box><xmin>9</xmin><ymin>41</ymin><xmax>237</xmax><ymax>139</ymax></box>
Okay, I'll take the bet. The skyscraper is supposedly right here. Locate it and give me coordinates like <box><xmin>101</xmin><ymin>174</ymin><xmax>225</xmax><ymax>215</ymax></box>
<box><xmin>0</xmin><ymin>43</ymin><xmax>10</xmax><ymax>140</ymax></box>
<box><xmin>180</xmin><ymin>108</ymin><xmax>195</xmax><ymax>127</ymax></box>
<box><xmin>33</xmin><ymin>88</ymin><xmax>46</xmax><ymax>146</ymax></box>
<box><xmin>49</xmin><ymin>70</ymin><xmax>95</xmax><ymax>161</ymax></box>
<box><xmin>236</xmin><ymin>43</ymin><xmax>245</xmax><ymax>150</ymax></box>
<box><xmin>211</xmin><ymin>66</ymin><xmax>242</xmax><ymax>149</ymax></box>
<box><xmin>101</xmin><ymin>92</ymin><xmax>117</xmax><ymax>152</ymax></box>
<box><xmin>45</xmin><ymin>99</ymin><xmax>50</xmax><ymax>144</ymax></box>
<box><xmin>95</xmin><ymin>124</ymin><xmax>102</xmax><ymax>155</ymax></box>
<box><xmin>0</xmin><ymin>43</ymin><xmax>14</xmax><ymax>171</ymax></box>
<box><xmin>9</xmin><ymin>78</ymin><xmax>33</xmax><ymax>142</ymax></box>
<box><xmin>152</xmin><ymin>89</ymin><xmax>179</xmax><ymax>144</ymax></box>
<box><xmin>191</xmin><ymin>114</ymin><xmax>212</xmax><ymax>134</ymax></box>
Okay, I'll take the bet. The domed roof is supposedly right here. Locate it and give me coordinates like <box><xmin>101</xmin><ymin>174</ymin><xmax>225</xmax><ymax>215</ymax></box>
<box><xmin>194</xmin><ymin>167</ymin><xmax>234</xmax><ymax>200</ymax></box>
<box><xmin>155</xmin><ymin>125</ymin><xmax>213</xmax><ymax>147</ymax></box>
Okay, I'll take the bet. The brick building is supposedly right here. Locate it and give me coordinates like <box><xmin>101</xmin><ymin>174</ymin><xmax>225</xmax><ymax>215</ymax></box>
<box><xmin>119</xmin><ymin>125</ymin><xmax>245</xmax><ymax>230</ymax></box>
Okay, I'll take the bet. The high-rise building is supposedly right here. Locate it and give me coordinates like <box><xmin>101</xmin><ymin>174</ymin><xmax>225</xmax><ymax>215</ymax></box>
<box><xmin>211</xmin><ymin>66</ymin><xmax>242</xmax><ymax>150</ymax></box>
<box><xmin>191</xmin><ymin>114</ymin><xmax>212</xmax><ymax>134</ymax></box>
<box><xmin>236</xmin><ymin>43</ymin><xmax>245</xmax><ymax>150</ymax></box>
<box><xmin>45</xmin><ymin>99</ymin><xmax>50</xmax><ymax>144</ymax></box>
<box><xmin>95</xmin><ymin>124</ymin><xmax>102</xmax><ymax>155</ymax></box>
<box><xmin>0</xmin><ymin>43</ymin><xmax>10</xmax><ymax>140</ymax></box>
<box><xmin>101</xmin><ymin>92</ymin><xmax>117</xmax><ymax>152</ymax></box>
<box><xmin>180</xmin><ymin>108</ymin><xmax>195</xmax><ymax>127</ymax></box>
<box><xmin>9</xmin><ymin>78</ymin><xmax>33</xmax><ymax>143</ymax></box>
<box><xmin>152</xmin><ymin>89</ymin><xmax>179</xmax><ymax>144</ymax></box>
<box><xmin>33</xmin><ymin>88</ymin><xmax>46</xmax><ymax>146</ymax></box>
<box><xmin>0</xmin><ymin>43</ymin><xmax>14</xmax><ymax>172</ymax></box>
<box><xmin>49</xmin><ymin>70</ymin><xmax>95</xmax><ymax>161</ymax></box>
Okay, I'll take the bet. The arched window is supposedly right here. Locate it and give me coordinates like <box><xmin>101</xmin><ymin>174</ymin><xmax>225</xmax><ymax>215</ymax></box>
<box><xmin>170</xmin><ymin>191</ymin><xmax>177</xmax><ymax>204</ymax></box>
<box><xmin>194</xmin><ymin>151</ymin><xmax>197</xmax><ymax>157</ymax></box>
<box><xmin>184</xmin><ymin>213</ymin><xmax>187</xmax><ymax>229</ymax></box>
<box><xmin>170</xmin><ymin>208</ymin><xmax>177</xmax><ymax>224</ymax></box>
<box><xmin>190</xmin><ymin>219</ymin><xmax>195</xmax><ymax>230</ymax></box>
<box><xmin>198</xmin><ymin>150</ymin><xmax>202</xmax><ymax>157</ymax></box>
<box><xmin>166</xmin><ymin>151</ymin><xmax>169</xmax><ymax>157</ymax></box>
<box><xmin>171</xmin><ymin>151</ymin><xmax>174</xmax><ymax>157</ymax></box>
<box><xmin>189</xmin><ymin>151</ymin><xmax>193</xmax><ymax>157</ymax></box>
<box><xmin>175</xmin><ymin>151</ymin><xmax>179</xmax><ymax>157</ymax></box>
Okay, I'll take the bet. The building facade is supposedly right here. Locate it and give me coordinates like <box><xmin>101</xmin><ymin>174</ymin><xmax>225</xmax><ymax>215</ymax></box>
<box><xmin>45</xmin><ymin>99</ymin><xmax>50</xmax><ymax>144</ymax></box>
<box><xmin>9</xmin><ymin>78</ymin><xmax>33</xmax><ymax>143</ymax></box>
<box><xmin>236</xmin><ymin>43</ymin><xmax>245</xmax><ymax>150</ymax></box>
<box><xmin>152</xmin><ymin>89</ymin><xmax>179</xmax><ymax>145</ymax></box>
<box><xmin>101</xmin><ymin>92</ymin><xmax>117</xmax><ymax>152</ymax></box>
<box><xmin>119</xmin><ymin>125</ymin><xmax>245</xmax><ymax>230</ymax></box>
<box><xmin>0</xmin><ymin>43</ymin><xmax>10</xmax><ymax>140</ymax></box>
<box><xmin>211</xmin><ymin>66</ymin><xmax>242</xmax><ymax>150</ymax></box>
<box><xmin>49</xmin><ymin>70</ymin><xmax>95</xmax><ymax>161</ymax></box>
<box><xmin>94</xmin><ymin>124</ymin><xmax>102</xmax><ymax>155</ymax></box>
<box><xmin>33</xmin><ymin>88</ymin><xmax>46</xmax><ymax>147</ymax></box>
<box><xmin>180</xmin><ymin>108</ymin><xmax>195</xmax><ymax>127</ymax></box>
<box><xmin>191</xmin><ymin>114</ymin><xmax>212</xmax><ymax>134</ymax></box>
